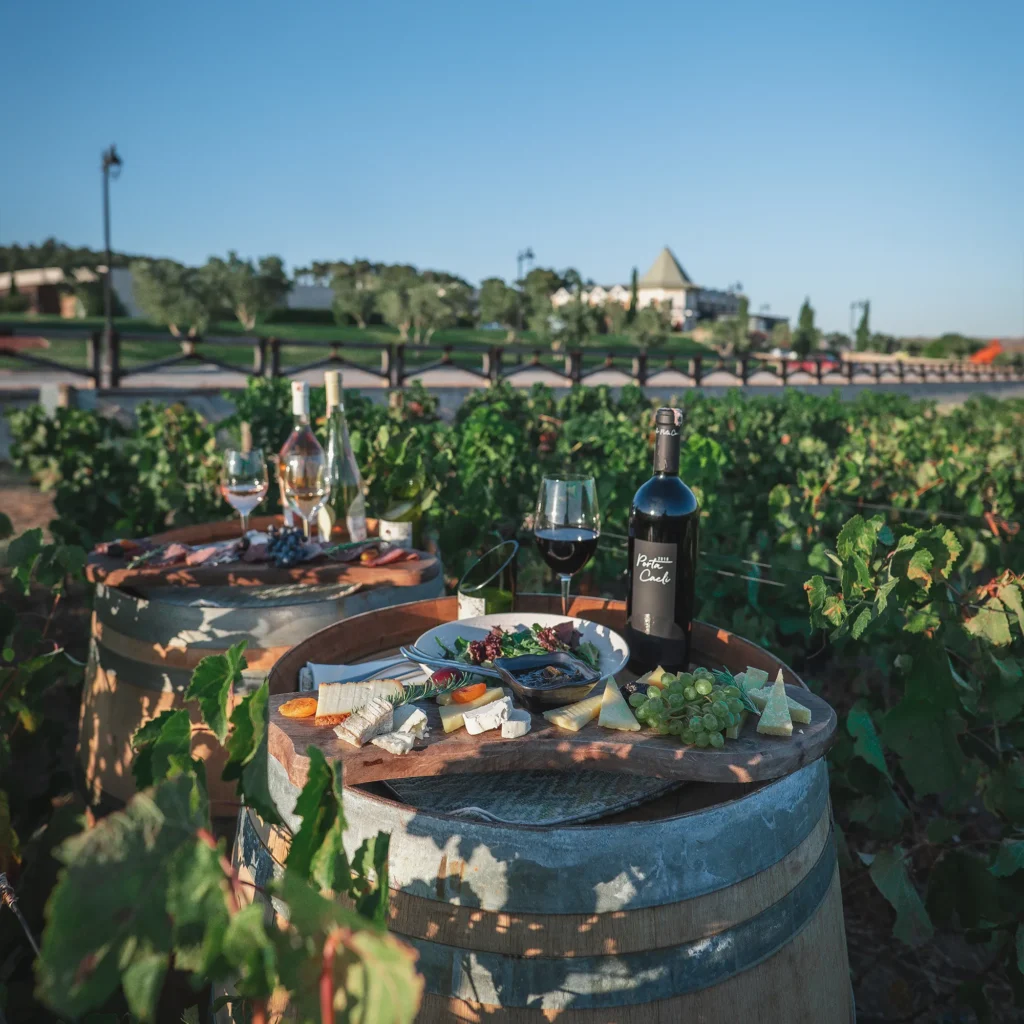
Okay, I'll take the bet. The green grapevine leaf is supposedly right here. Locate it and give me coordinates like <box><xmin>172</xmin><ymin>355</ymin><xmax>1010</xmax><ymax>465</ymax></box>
<box><xmin>804</xmin><ymin>575</ymin><xmax>827</xmax><ymax>613</ymax></box>
<box><xmin>964</xmin><ymin>603</ymin><xmax>1013</xmax><ymax>647</ymax></box>
<box><xmin>0</xmin><ymin>511</ymin><xmax>13</xmax><ymax>539</ymax></box>
<box><xmin>868</xmin><ymin>846</ymin><xmax>934</xmax><ymax>948</ymax></box>
<box><xmin>0</xmin><ymin>789</ymin><xmax>20</xmax><ymax>873</ymax></box>
<box><xmin>37</xmin><ymin>775</ymin><xmax>205</xmax><ymax>1020</ymax></box>
<box><xmin>847</xmin><ymin>705</ymin><xmax>890</xmax><ymax>779</ymax></box>
<box><xmin>287</xmin><ymin>745</ymin><xmax>351</xmax><ymax>892</ymax></box>
<box><xmin>185</xmin><ymin>641</ymin><xmax>248</xmax><ymax>743</ymax></box>
<box><xmin>222</xmin><ymin>903</ymin><xmax>277</xmax><ymax>999</ymax></box>
<box><xmin>906</xmin><ymin>548</ymin><xmax>934</xmax><ymax>588</ymax></box>
<box><xmin>351</xmin><ymin>832</ymin><xmax>391</xmax><ymax>927</ymax></box>
<box><xmin>850</xmin><ymin>607</ymin><xmax>873</xmax><ymax>639</ymax></box>
<box><xmin>221</xmin><ymin>680</ymin><xmax>282</xmax><ymax>825</ymax></box>
<box><xmin>998</xmin><ymin>581</ymin><xmax>1024</xmax><ymax>632</ymax></box>
<box><xmin>165</xmin><ymin>834</ymin><xmax>232</xmax><ymax>979</ymax></box>
<box><xmin>883</xmin><ymin>700</ymin><xmax>974</xmax><ymax>801</ymax></box>
<box><xmin>273</xmin><ymin>872</ymin><xmax>423</xmax><ymax>1024</ymax></box>
<box><xmin>990</xmin><ymin>841</ymin><xmax>1024</xmax><ymax>878</ymax></box>
<box><xmin>131</xmin><ymin>709</ymin><xmax>196</xmax><ymax>789</ymax></box>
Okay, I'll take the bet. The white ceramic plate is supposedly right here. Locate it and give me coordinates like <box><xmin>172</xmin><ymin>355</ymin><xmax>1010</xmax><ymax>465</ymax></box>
<box><xmin>414</xmin><ymin>613</ymin><xmax>630</xmax><ymax>682</ymax></box>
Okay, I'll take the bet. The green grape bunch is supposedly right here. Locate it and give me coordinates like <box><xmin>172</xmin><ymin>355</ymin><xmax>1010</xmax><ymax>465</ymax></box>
<box><xmin>627</xmin><ymin>667</ymin><xmax>746</xmax><ymax>748</ymax></box>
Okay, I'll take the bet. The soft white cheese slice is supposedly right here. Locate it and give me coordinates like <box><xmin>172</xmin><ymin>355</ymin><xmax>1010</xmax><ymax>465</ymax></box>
<box><xmin>315</xmin><ymin>679</ymin><xmax>404</xmax><ymax>725</ymax></box>
<box><xmin>501</xmin><ymin>709</ymin><xmax>532</xmax><ymax>739</ymax></box>
<box><xmin>463</xmin><ymin>696</ymin><xmax>513</xmax><ymax>735</ymax></box>
<box><xmin>371</xmin><ymin>731</ymin><xmax>416</xmax><ymax>755</ymax></box>
<box><xmin>393</xmin><ymin>704</ymin><xmax>429</xmax><ymax>737</ymax></box>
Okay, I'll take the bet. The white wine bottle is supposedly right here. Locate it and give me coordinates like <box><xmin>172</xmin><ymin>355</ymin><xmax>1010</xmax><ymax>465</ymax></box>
<box><xmin>278</xmin><ymin>381</ymin><xmax>328</xmax><ymax>537</ymax></box>
<box><xmin>318</xmin><ymin>370</ymin><xmax>368</xmax><ymax>542</ymax></box>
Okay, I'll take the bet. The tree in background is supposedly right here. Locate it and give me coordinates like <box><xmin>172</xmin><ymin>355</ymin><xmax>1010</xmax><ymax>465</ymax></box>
<box><xmin>792</xmin><ymin>297</ymin><xmax>819</xmax><ymax>357</ymax></box>
<box><xmin>770</xmin><ymin>321</ymin><xmax>792</xmax><ymax>351</ymax></box>
<box><xmin>855</xmin><ymin>301</ymin><xmax>871</xmax><ymax>350</ymax></box>
<box><xmin>202</xmin><ymin>252</ymin><xmax>289</xmax><ymax>331</ymax></box>
<box><xmin>603</xmin><ymin>299</ymin><xmax>628</xmax><ymax>335</ymax></box>
<box><xmin>627</xmin><ymin>267</ymin><xmax>638</xmax><ymax>324</ymax></box>
<box><xmin>709</xmin><ymin>297</ymin><xmax>751</xmax><ymax>354</ymax></box>
<box><xmin>132</xmin><ymin>259</ymin><xmax>218</xmax><ymax>337</ymax></box>
<box><xmin>378</xmin><ymin>268</ymin><xmax>420</xmax><ymax>342</ymax></box>
<box><xmin>409</xmin><ymin>281</ymin><xmax>472</xmax><ymax>344</ymax></box>
<box><xmin>331</xmin><ymin>269</ymin><xmax>378</xmax><ymax>328</ymax></box>
<box><xmin>478</xmin><ymin>277</ymin><xmax>519</xmax><ymax>339</ymax></box>
<box><xmin>823</xmin><ymin>331</ymin><xmax>851</xmax><ymax>351</ymax></box>
<box><xmin>627</xmin><ymin>301</ymin><xmax>672</xmax><ymax>349</ymax></box>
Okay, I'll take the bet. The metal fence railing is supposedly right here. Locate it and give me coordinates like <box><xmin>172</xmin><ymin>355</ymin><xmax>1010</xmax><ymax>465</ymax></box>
<box><xmin>2</xmin><ymin>321</ymin><xmax>1022</xmax><ymax>391</ymax></box>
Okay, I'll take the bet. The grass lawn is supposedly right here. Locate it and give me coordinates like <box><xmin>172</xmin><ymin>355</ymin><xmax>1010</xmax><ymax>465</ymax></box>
<box><xmin>0</xmin><ymin>314</ymin><xmax>710</xmax><ymax>376</ymax></box>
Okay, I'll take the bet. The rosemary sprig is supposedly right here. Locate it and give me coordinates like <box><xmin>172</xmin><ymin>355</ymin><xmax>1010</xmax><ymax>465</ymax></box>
<box><xmin>388</xmin><ymin>671</ymin><xmax>482</xmax><ymax>707</ymax></box>
<box><xmin>712</xmin><ymin>667</ymin><xmax>760</xmax><ymax>714</ymax></box>
<box><xmin>127</xmin><ymin>545</ymin><xmax>169</xmax><ymax>570</ymax></box>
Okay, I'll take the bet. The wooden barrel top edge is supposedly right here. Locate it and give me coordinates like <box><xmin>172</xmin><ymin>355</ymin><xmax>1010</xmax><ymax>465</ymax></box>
<box><xmin>264</xmin><ymin>757</ymin><xmax>830</xmax><ymax>913</ymax></box>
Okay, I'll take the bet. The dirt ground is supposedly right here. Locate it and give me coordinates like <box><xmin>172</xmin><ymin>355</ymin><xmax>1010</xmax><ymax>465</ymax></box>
<box><xmin>0</xmin><ymin>470</ymin><xmax>56</xmax><ymax>536</ymax></box>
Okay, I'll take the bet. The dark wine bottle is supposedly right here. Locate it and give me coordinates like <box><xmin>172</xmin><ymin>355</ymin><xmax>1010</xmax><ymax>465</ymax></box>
<box><xmin>625</xmin><ymin>407</ymin><xmax>700</xmax><ymax>673</ymax></box>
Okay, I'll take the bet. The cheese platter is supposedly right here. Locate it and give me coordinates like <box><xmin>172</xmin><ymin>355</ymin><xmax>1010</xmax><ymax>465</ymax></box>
<box><xmin>267</xmin><ymin>612</ymin><xmax>838</xmax><ymax>789</ymax></box>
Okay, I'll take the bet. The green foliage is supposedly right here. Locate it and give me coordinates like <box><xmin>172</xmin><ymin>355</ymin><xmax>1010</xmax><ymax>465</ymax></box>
<box><xmin>855</xmin><ymin>301</ymin><xmax>871</xmax><ymax>351</ymax></box>
<box><xmin>131</xmin><ymin>259</ymin><xmax>219</xmax><ymax>337</ymax></box>
<box><xmin>32</xmin><ymin>639</ymin><xmax>421</xmax><ymax>1022</ymax></box>
<box><xmin>332</xmin><ymin>270</ymin><xmax>379</xmax><ymax>329</ymax></box>
<box><xmin>627</xmin><ymin>301</ymin><xmax>672</xmax><ymax>349</ymax></box>
<box><xmin>477</xmin><ymin>277</ymin><xmax>519</xmax><ymax>334</ymax></box>
<box><xmin>792</xmin><ymin>296</ymin><xmax>819</xmax><ymax>356</ymax></box>
<box><xmin>202</xmin><ymin>251</ymin><xmax>289</xmax><ymax>331</ymax></box>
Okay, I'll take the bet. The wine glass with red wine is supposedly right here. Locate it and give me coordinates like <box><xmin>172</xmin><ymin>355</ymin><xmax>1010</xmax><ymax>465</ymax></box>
<box><xmin>533</xmin><ymin>474</ymin><xmax>601</xmax><ymax>616</ymax></box>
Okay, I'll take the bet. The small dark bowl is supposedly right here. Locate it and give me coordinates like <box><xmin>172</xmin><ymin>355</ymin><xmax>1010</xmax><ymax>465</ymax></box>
<box><xmin>491</xmin><ymin>652</ymin><xmax>602</xmax><ymax>712</ymax></box>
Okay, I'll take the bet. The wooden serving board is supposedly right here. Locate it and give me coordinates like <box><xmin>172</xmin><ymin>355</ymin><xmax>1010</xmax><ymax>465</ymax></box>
<box><xmin>85</xmin><ymin>515</ymin><xmax>439</xmax><ymax>589</ymax></box>
<box><xmin>268</xmin><ymin>684</ymin><xmax>837</xmax><ymax>789</ymax></box>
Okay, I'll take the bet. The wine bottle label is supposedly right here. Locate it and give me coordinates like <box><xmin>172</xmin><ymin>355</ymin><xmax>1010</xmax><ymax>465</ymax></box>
<box><xmin>346</xmin><ymin>514</ymin><xmax>368</xmax><ymax>542</ymax></box>
<box><xmin>631</xmin><ymin>539</ymin><xmax>681</xmax><ymax>638</ymax></box>
<box><xmin>378</xmin><ymin>519</ymin><xmax>413</xmax><ymax>548</ymax></box>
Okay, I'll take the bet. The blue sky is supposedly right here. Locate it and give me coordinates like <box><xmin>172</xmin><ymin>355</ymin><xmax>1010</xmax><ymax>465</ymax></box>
<box><xmin>5</xmin><ymin>0</ymin><xmax>1023</xmax><ymax>336</ymax></box>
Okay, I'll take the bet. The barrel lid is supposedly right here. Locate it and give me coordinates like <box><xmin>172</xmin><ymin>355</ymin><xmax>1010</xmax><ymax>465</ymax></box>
<box><xmin>385</xmin><ymin>770</ymin><xmax>682</xmax><ymax>827</ymax></box>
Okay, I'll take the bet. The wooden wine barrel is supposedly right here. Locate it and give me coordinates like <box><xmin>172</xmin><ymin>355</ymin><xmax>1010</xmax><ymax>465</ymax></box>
<box><xmin>77</xmin><ymin>520</ymin><xmax>444</xmax><ymax>816</ymax></box>
<box><xmin>220</xmin><ymin>596</ymin><xmax>853</xmax><ymax>1022</ymax></box>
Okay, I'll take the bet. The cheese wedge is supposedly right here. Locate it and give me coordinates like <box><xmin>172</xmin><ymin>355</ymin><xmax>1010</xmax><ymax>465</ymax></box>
<box><xmin>741</xmin><ymin>666</ymin><xmax>769</xmax><ymax>691</ymax></box>
<box><xmin>725</xmin><ymin>709</ymin><xmax>748</xmax><ymax>740</ymax></box>
<box><xmin>598</xmin><ymin>678</ymin><xmax>641</xmax><ymax>732</ymax></box>
<box><xmin>334</xmin><ymin>696</ymin><xmax>394</xmax><ymax>746</ymax></box>
<box><xmin>438</xmin><ymin>686</ymin><xmax>505</xmax><ymax>733</ymax></box>
<box><xmin>314</xmin><ymin>678</ymin><xmax>404</xmax><ymax>727</ymax></box>
<box><xmin>543</xmin><ymin>693</ymin><xmax>603</xmax><ymax>732</ymax></box>
<box><xmin>756</xmin><ymin>674</ymin><xmax>793</xmax><ymax>737</ymax></box>
<box><xmin>645</xmin><ymin>666</ymin><xmax>667</xmax><ymax>686</ymax></box>
<box><xmin>746</xmin><ymin>687</ymin><xmax>811</xmax><ymax>725</ymax></box>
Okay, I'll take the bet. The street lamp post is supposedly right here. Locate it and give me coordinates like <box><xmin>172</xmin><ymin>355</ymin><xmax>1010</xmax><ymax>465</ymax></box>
<box><xmin>515</xmin><ymin>247</ymin><xmax>534</xmax><ymax>335</ymax></box>
<box><xmin>101</xmin><ymin>145</ymin><xmax>122</xmax><ymax>386</ymax></box>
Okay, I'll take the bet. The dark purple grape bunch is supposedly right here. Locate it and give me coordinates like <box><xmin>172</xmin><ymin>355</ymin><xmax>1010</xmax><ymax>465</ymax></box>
<box><xmin>467</xmin><ymin>628</ymin><xmax>505</xmax><ymax>664</ymax></box>
<box><xmin>535</xmin><ymin>627</ymin><xmax>559</xmax><ymax>652</ymax></box>
<box><xmin>266</xmin><ymin>524</ymin><xmax>304</xmax><ymax>568</ymax></box>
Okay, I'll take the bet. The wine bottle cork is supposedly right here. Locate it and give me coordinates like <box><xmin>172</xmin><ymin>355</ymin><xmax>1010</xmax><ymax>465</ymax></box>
<box><xmin>324</xmin><ymin>370</ymin><xmax>342</xmax><ymax>411</ymax></box>
<box><xmin>240</xmin><ymin>421</ymin><xmax>252</xmax><ymax>454</ymax></box>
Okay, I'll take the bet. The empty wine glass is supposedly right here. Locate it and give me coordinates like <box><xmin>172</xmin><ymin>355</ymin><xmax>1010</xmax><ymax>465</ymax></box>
<box><xmin>220</xmin><ymin>449</ymin><xmax>269</xmax><ymax>536</ymax></box>
<box><xmin>533</xmin><ymin>474</ymin><xmax>601</xmax><ymax>616</ymax></box>
<box><xmin>281</xmin><ymin>452</ymin><xmax>330</xmax><ymax>540</ymax></box>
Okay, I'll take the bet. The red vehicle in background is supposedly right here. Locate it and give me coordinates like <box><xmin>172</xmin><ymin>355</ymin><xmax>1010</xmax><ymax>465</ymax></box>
<box><xmin>970</xmin><ymin>340</ymin><xmax>1002</xmax><ymax>364</ymax></box>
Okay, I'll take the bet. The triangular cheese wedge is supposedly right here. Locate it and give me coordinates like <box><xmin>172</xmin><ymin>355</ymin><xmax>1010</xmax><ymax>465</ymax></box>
<box><xmin>543</xmin><ymin>693</ymin><xmax>602</xmax><ymax>732</ymax></box>
<box><xmin>598</xmin><ymin>678</ymin><xmax>641</xmax><ymax>732</ymax></box>
<box><xmin>756</xmin><ymin>671</ymin><xmax>793</xmax><ymax>737</ymax></box>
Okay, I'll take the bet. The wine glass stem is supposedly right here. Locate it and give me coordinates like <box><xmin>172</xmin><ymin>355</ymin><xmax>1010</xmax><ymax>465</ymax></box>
<box><xmin>559</xmin><ymin>574</ymin><xmax>571</xmax><ymax>616</ymax></box>
<box><xmin>240</xmin><ymin>512</ymin><xmax>249</xmax><ymax>536</ymax></box>
<box><xmin>300</xmin><ymin>516</ymin><xmax>311</xmax><ymax>541</ymax></box>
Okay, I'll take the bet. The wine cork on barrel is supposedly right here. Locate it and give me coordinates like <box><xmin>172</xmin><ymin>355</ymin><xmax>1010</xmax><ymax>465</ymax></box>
<box><xmin>325</xmin><ymin>370</ymin><xmax>342</xmax><ymax>411</ymax></box>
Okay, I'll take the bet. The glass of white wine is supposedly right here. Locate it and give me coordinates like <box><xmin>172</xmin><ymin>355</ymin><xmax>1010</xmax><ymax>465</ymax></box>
<box><xmin>281</xmin><ymin>452</ymin><xmax>330</xmax><ymax>540</ymax></box>
<box><xmin>220</xmin><ymin>449</ymin><xmax>269</xmax><ymax>536</ymax></box>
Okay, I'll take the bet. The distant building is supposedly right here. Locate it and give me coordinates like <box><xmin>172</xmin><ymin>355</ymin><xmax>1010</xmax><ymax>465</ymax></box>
<box><xmin>0</xmin><ymin>266</ymin><xmax>143</xmax><ymax>317</ymax></box>
<box><xmin>550</xmin><ymin>247</ymin><xmax>746</xmax><ymax>330</ymax></box>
